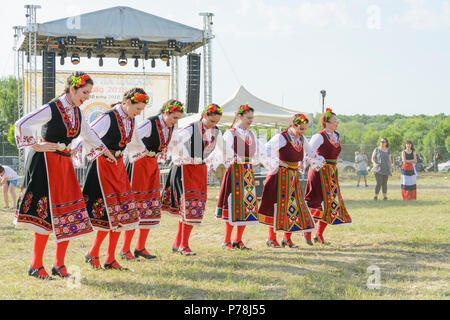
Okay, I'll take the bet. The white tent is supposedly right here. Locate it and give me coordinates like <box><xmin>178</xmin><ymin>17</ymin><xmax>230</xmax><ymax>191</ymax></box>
<box><xmin>178</xmin><ymin>85</ymin><xmax>313</xmax><ymax>128</ymax></box>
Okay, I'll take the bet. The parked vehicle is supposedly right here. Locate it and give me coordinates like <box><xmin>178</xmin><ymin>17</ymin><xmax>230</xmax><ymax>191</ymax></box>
<box><xmin>438</xmin><ymin>160</ymin><xmax>450</xmax><ymax>173</ymax></box>
<box><xmin>337</xmin><ymin>158</ymin><xmax>356</xmax><ymax>173</ymax></box>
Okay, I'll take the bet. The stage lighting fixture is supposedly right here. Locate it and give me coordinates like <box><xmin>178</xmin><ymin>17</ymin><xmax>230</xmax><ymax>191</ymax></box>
<box><xmin>71</xmin><ymin>53</ymin><xmax>80</xmax><ymax>65</ymax></box>
<box><xmin>151</xmin><ymin>58</ymin><xmax>155</xmax><ymax>68</ymax></box>
<box><xmin>97</xmin><ymin>55</ymin><xmax>105</xmax><ymax>67</ymax></box>
<box><xmin>87</xmin><ymin>49</ymin><xmax>92</xmax><ymax>59</ymax></box>
<box><xmin>142</xmin><ymin>42</ymin><xmax>149</xmax><ymax>60</ymax></box>
<box><xmin>96</xmin><ymin>39</ymin><xmax>103</xmax><ymax>51</ymax></box>
<box><xmin>60</xmin><ymin>55</ymin><xmax>65</xmax><ymax>65</ymax></box>
<box><xmin>105</xmin><ymin>37</ymin><xmax>114</xmax><ymax>46</ymax></box>
<box><xmin>168</xmin><ymin>39</ymin><xmax>177</xmax><ymax>49</ymax></box>
<box><xmin>160</xmin><ymin>50</ymin><xmax>169</xmax><ymax>62</ymax></box>
<box><xmin>66</xmin><ymin>36</ymin><xmax>77</xmax><ymax>45</ymax></box>
<box><xmin>166</xmin><ymin>59</ymin><xmax>170</xmax><ymax>67</ymax></box>
<box><xmin>131</xmin><ymin>38</ymin><xmax>141</xmax><ymax>48</ymax></box>
<box><xmin>133</xmin><ymin>55</ymin><xmax>140</xmax><ymax>68</ymax></box>
<box><xmin>144</xmin><ymin>51</ymin><xmax>149</xmax><ymax>60</ymax></box>
<box><xmin>118</xmin><ymin>50</ymin><xmax>127</xmax><ymax>66</ymax></box>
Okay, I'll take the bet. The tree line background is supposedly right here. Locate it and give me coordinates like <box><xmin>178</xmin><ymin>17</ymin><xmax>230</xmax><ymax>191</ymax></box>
<box><xmin>1</xmin><ymin>76</ymin><xmax>449</xmax><ymax>166</ymax></box>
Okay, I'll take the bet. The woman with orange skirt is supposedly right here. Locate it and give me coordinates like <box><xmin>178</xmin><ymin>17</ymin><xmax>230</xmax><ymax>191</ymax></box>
<box><xmin>211</xmin><ymin>104</ymin><xmax>276</xmax><ymax>250</ymax></box>
<box><xmin>81</xmin><ymin>88</ymin><xmax>147</xmax><ymax>270</ymax></box>
<box><xmin>259</xmin><ymin>114</ymin><xmax>323</xmax><ymax>248</ymax></box>
<box><xmin>304</xmin><ymin>108</ymin><xmax>352</xmax><ymax>245</ymax></box>
<box><xmin>121</xmin><ymin>100</ymin><xmax>184</xmax><ymax>260</ymax></box>
<box><xmin>14</xmin><ymin>72</ymin><xmax>115</xmax><ymax>279</ymax></box>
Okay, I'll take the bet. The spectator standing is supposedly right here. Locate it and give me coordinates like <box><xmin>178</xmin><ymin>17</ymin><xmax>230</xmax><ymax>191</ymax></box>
<box><xmin>401</xmin><ymin>141</ymin><xmax>417</xmax><ymax>200</ymax></box>
<box><xmin>0</xmin><ymin>165</ymin><xmax>19</xmax><ymax>209</ymax></box>
<box><xmin>355</xmin><ymin>150</ymin><xmax>369</xmax><ymax>187</ymax></box>
<box><xmin>371</xmin><ymin>138</ymin><xmax>392</xmax><ymax>200</ymax></box>
<box><xmin>433</xmin><ymin>150</ymin><xmax>440</xmax><ymax>172</ymax></box>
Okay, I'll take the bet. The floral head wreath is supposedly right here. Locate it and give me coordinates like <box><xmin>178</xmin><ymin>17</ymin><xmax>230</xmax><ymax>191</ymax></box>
<box><xmin>205</xmin><ymin>104</ymin><xmax>222</xmax><ymax>115</ymax></box>
<box><xmin>131</xmin><ymin>93</ymin><xmax>150</xmax><ymax>104</ymax></box>
<box><xmin>71</xmin><ymin>74</ymin><xmax>90</xmax><ymax>88</ymax></box>
<box><xmin>165</xmin><ymin>101</ymin><xmax>185</xmax><ymax>113</ymax></box>
<box><xmin>294</xmin><ymin>114</ymin><xmax>309</xmax><ymax>126</ymax></box>
<box><xmin>324</xmin><ymin>107</ymin><xmax>333</xmax><ymax>121</ymax></box>
<box><xmin>239</xmin><ymin>103</ymin><xmax>250</xmax><ymax>114</ymax></box>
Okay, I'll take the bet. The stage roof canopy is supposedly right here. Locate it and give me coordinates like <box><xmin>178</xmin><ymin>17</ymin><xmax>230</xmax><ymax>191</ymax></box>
<box><xmin>178</xmin><ymin>85</ymin><xmax>313</xmax><ymax>128</ymax></box>
<box><xmin>19</xmin><ymin>6</ymin><xmax>204</xmax><ymax>58</ymax></box>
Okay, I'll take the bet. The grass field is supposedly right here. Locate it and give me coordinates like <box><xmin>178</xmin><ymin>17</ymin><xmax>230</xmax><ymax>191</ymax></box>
<box><xmin>0</xmin><ymin>172</ymin><xmax>449</xmax><ymax>300</ymax></box>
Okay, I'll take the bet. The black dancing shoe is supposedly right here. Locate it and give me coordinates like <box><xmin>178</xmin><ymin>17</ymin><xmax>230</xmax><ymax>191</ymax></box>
<box><xmin>281</xmin><ymin>239</ymin><xmax>298</xmax><ymax>249</ymax></box>
<box><xmin>314</xmin><ymin>235</ymin><xmax>329</xmax><ymax>245</ymax></box>
<box><xmin>178</xmin><ymin>247</ymin><xmax>196</xmax><ymax>256</ymax></box>
<box><xmin>84</xmin><ymin>252</ymin><xmax>102</xmax><ymax>269</ymax></box>
<box><xmin>222</xmin><ymin>242</ymin><xmax>233</xmax><ymax>250</ymax></box>
<box><xmin>172</xmin><ymin>246</ymin><xmax>179</xmax><ymax>253</ymax></box>
<box><xmin>28</xmin><ymin>266</ymin><xmax>54</xmax><ymax>280</ymax></box>
<box><xmin>305</xmin><ymin>238</ymin><xmax>314</xmax><ymax>246</ymax></box>
<box><xmin>134</xmin><ymin>248</ymin><xmax>157</xmax><ymax>260</ymax></box>
<box><xmin>51</xmin><ymin>265</ymin><xmax>71</xmax><ymax>278</ymax></box>
<box><xmin>232</xmin><ymin>241</ymin><xmax>251</xmax><ymax>250</ymax></box>
<box><xmin>119</xmin><ymin>250</ymin><xmax>136</xmax><ymax>261</ymax></box>
<box><xmin>103</xmin><ymin>260</ymin><xmax>129</xmax><ymax>271</ymax></box>
<box><xmin>265</xmin><ymin>240</ymin><xmax>281</xmax><ymax>248</ymax></box>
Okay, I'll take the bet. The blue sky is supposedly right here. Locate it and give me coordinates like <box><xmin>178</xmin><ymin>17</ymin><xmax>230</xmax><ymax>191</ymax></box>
<box><xmin>1</xmin><ymin>0</ymin><xmax>449</xmax><ymax>115</ymax></box>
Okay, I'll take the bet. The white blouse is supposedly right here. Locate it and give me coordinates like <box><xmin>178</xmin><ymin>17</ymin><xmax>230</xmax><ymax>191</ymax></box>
<box><xmin>168</xmin><ymin>121</ymin><xmax>228</xmax><ymax>168</ymax></box>
<box><xmin>14</xmin><ymin>94</ymin><xmax>107</xmax><ymax>161</ymax></box>
<box><xmin>126</xmin><ymin>114</ymin><xmax>178</xmax><ymax>163</ymax></box>
<box><xmin>309</xmin><ymin>130</ymin><xmax>339</xmax><ymax>151</ymax></box>
<box><xmin>208</xmin><ymin>125</ymin><xmax>278</xmax><ymax>172</ymax></box>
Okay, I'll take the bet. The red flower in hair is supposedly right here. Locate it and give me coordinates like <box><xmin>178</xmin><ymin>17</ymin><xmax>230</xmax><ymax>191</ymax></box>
<box><xmin>239</xmin><ymin>103</ymin><xmax>250</xmax><ymax>113</ymax></box>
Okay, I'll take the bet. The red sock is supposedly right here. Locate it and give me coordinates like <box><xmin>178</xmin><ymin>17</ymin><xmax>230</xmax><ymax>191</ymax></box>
<box><xmin>136</xmin><ymin>229</ymin><xmax>150</xmax><ymax>252</ymax></box>
<box><xmin>180</xmin><ymin>223</ymin><xmax>194</xmax><ymax>251</ymax></box>
<box><xmin>268</xmin><ymin>227</ymin><xmax>277</xmax><ymax>241</ymax></box>
<box><xmin>54</xmin><ymin>240</ymin><xmax>69</xmax><ymax>267</ymax></box>
<box><xmin>173</xmin><ymin>221</ymin><xmax>183</xmax><ymax>248</ymax></box>
<box><xmin>304</xmin><ymin>232</ymin><xmax>312</xmax><ymax>241</ymax></box>
<box><xmin>31</xmin><ymin>233</ymin><xmax>49</xmax><ymax>269</ymax></box>
<box><xmin>105</xmin><ymin>231</ymin><xmax>121</xmax><ymax>264</ymax></box>
<box><xmin>234</xmin><ymin>225</ymin><xmax>246</xmax><ymax>243</ymax></box>
<box><xmin>283</xmin><ymin>232</ymin><xmax>292</xmax><ymax>241</ymax></box>
<box><xmin>121</xmin><ymin>229</ymin><xmax>135</xmax><ymax>256</ymax></box>
<box><xmin>316</xmin><ymin>221</ymin><xmax>328</xmax><ymax>240</ymax></box>
<box><xmin>89</xmin><ymin>230</ymin><xmax>108</xmax><ymax>258</ymax></box>
<box><xmin>224</xmin><ymin>222</ymin><xmax>234</xmax><ymax>245</ymax></box>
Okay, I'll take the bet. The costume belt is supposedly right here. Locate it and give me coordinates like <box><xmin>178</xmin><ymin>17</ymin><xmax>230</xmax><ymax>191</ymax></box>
<box><xmin>102</xmin><ymin>150</ymin><xmax>124</xmax><ymax>159</ymax></box>
<box><xmin>145</xmin><ymin>150</ymin><xmax>159</xmax><ymax>158</ymax></box>
<box><xmin>281</xmin><ymin>160</ymin><xmax>299</xmax><ymax>170</ymax></box>
<box><xmin>325</xmin><ymin>159</ymin><xmax>337</xmax><ymax>166</ymax></box>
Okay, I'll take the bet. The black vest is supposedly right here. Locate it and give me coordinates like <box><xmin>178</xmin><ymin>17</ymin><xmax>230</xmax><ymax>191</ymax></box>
<box><xmin>141</xmin><ymin>116</ymin><xmax>173</xmax><ymax>153</ymax></box>
<box><xmin>41</xmin><ymin>100</ymin><xmax>82</xmax><ymax>145</ymax></box>
<box><xmin>100</xmin><ymin>110</ymin><xmax>134</xmax><ymax>151</ymax></box>
<box><xmin>188</xmin><ymin>121</ymin><xmax>220</xmax><ymax>160</ymax></box>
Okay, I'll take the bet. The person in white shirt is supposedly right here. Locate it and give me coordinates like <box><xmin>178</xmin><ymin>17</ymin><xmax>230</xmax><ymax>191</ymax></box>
<box><xmin>0</xmin><ymin>164</ymin><xmax>19</xmax><ymax>208</ymax></box>
<box><xmin>355</xmin><ymin>150</ymin><xmax>369</xmax><ymax>187</ymax></box>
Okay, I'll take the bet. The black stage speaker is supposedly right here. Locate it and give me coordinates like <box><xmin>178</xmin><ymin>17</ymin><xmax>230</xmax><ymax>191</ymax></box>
<box><xmin>42</xmin><ymin>50</ymin><xmax>56</xmax><ymax>104</ymax></box>
<box><xmin>186</xmin><ymin>53</ymin><xmax>201</xmax><ymax>113</ymax></box>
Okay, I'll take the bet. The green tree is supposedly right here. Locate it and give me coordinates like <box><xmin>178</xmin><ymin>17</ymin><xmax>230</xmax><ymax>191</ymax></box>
<box><xmin>0</xmin><ymin>76</ymin><xmax>18</xmax><ymax>147</ymax></box>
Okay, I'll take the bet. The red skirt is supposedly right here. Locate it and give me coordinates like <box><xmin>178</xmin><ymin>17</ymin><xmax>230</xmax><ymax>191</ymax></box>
<box><xmin>83</xmin><ymin>156</ymin><xmax>139</xmax><ymax>231</ymax></box>
<box><xmin>161</xmin><ymin>164</ymin><xmax>207</xmax><ymax>225</ymax></box>
<box><xmin>16</xmin><ymin>151</ymin><xmax>94</xmax><ymax>242</ymax></box>
<box><xmin>128</xmin><ymin>156</ymin><xmax>161</xmax><ymax>229</ymax></box>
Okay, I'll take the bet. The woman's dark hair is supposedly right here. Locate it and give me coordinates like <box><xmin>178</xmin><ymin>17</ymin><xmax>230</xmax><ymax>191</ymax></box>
<box><xmin>404</xmin><ymin>140</ymin><xmax>415</xmax><ymax>151</ymax></box>
<box><xmin>380</xmin><ymin>137</ymin><xmax>389</xmax><ymax>148</ymax></box>
<box><xmin>111</xmin><ymin>87</ymin><xmax>148</xmax><ymax>108</ymax></box>
<box><xmin>230</xmin><ymin>104</ymin><xmax>254</xmax><ymax>128</ymax></box>
<box><xmin>0</xmin><ymin>165</ymin><xmax>4</xmax><ymax>174</ymax></box>
<box><xmin>159</xmin><ymin>99</ymin><xmax>184</xmax><ymax>114</ymax></box>
<box><xmin>320</xmin><ymin>111</ymin><xmax>336</xmax><ymax>129</ymax></box>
